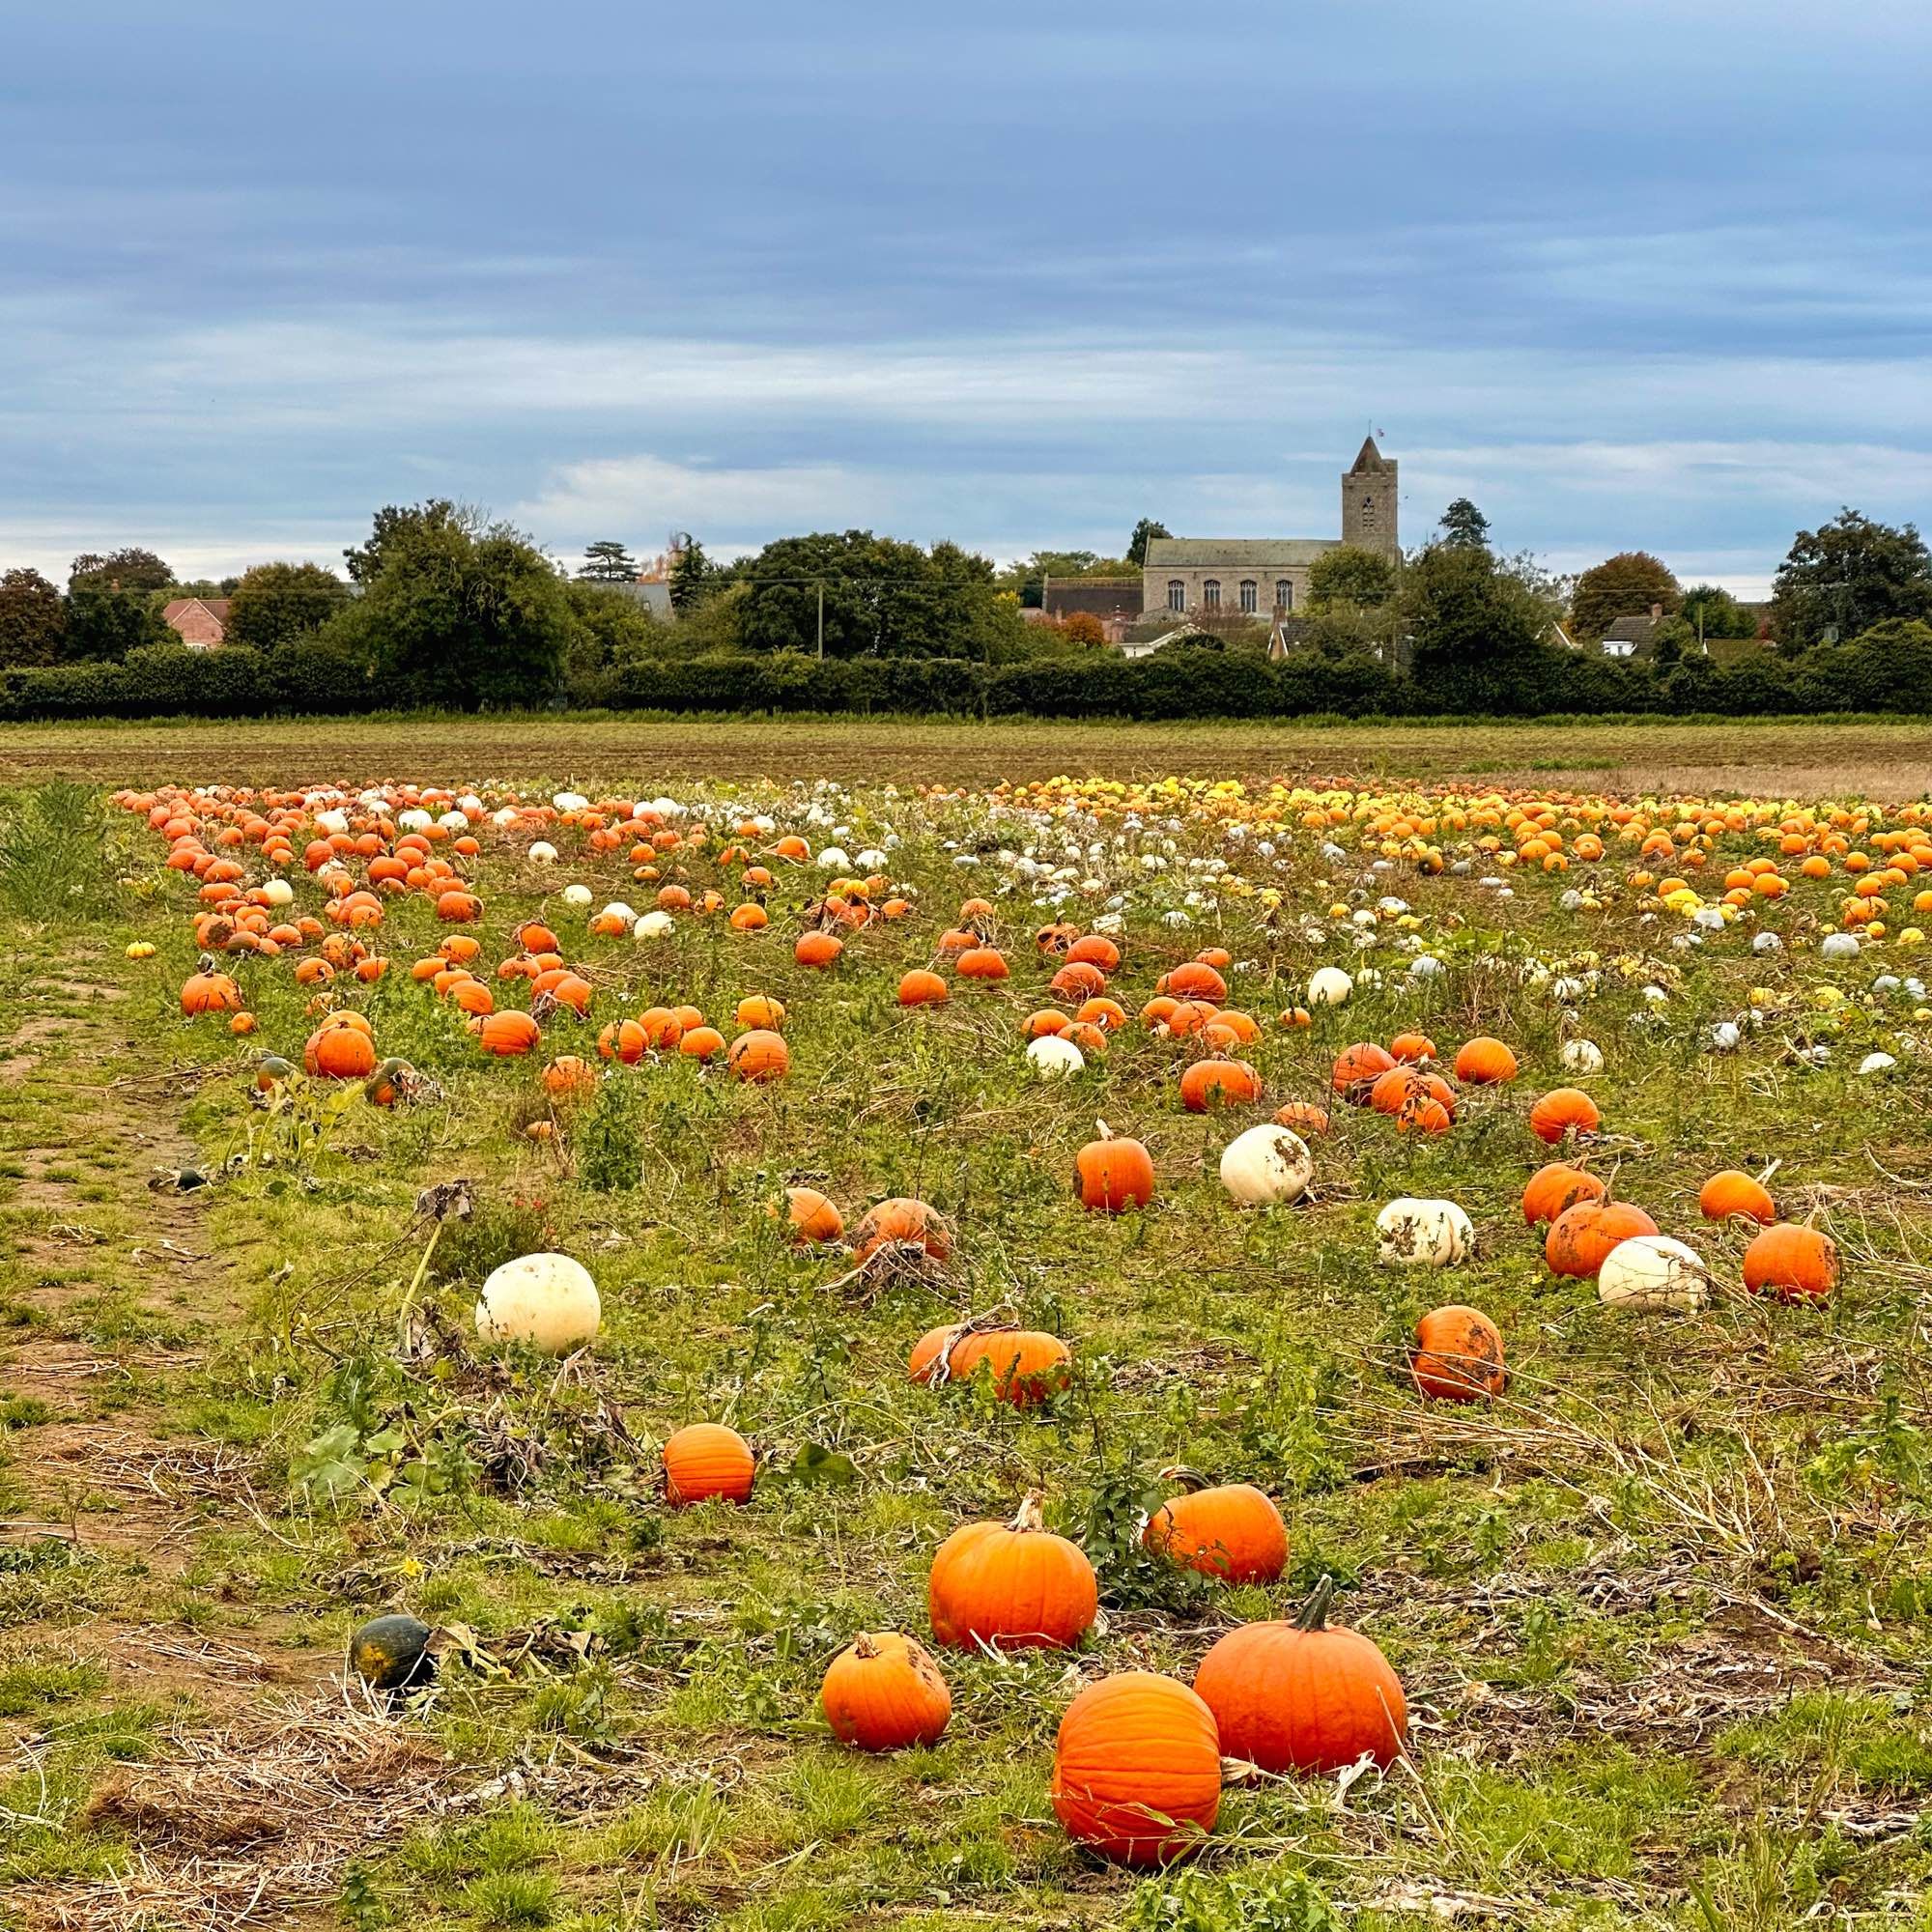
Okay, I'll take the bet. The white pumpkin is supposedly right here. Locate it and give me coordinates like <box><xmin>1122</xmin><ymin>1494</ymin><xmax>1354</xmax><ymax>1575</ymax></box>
<box><xmin>554</xmin><ymin>790</ymin><xmax>589</xmax><ymax>813</ymax></box>
<box><xmin>397</xmin><ymin>808</ymin><xmax>434</xmax><ymax>833</ymax></box>
<box><xmin>633</xmin><ymin>909</ymin><xmax>675</xmax><ymax>941</ymax></box>
<box><xmin>1559</xmin><ymin>1039</ymin><xmax>1604</xmax><ymax>1075</ymax></box>
<box><xmin>1858</xmin><ymin>1051</ymin><xmax>1898</xmax><ymax>1076</ymax></box>
<box><xmin>474</xmin><ymin>1253</ymin><xmax>601</xmax><ymax>1354</ymax></box>
<box><xmin>1024</xmin><ymin>1035</ymin><xmax>1085</xmax><ymax>1079</ymax></box>
<box><xmin>527</xmin><ymin>840</ymin><xmax>559</xmax><ymax>864</ymax></box>
<box><xmin>816</xmin><ymin>846</ymin><xmax>854</xmax><ymax>872</ymax></box>
<box><xmin>1219</xmin><ymin>1124</ymin><xmax>1312</xmax><ymax>1207</ymax></box>
<box><xmin>1820</xmin><ymin>933</ymin><xmax>1861</xmax><ymax>961</ymax></box>
<box><xmin>1307</xmin><ymin>965</ymin><xmax>1353</xmax><ymax>1008</ymax></box>
<box><xmin>1376</xmin><ymin>1197</ymin><xmax>1473</xmax><ymax>1266</ymax></box>
<box><xmin>1597</xmin><ymin>1235</ymin><xmax>1709</xmax><ymax>1312</ymax></box>
<box><xmin>438</xmin><ymin>810</ymin><xmax>469</xmax><ymax>832</ymax></box>
<box><xmin>561</xmin><ymin>883</ymin><xmax>592</xmax><ymax>907</ymax></box>
<box><xmin>261</xmin><ymin>877</ymin><xmax>295</xmax><ymax>907</ymax></box>
<box><xmin>599</xmin><ymin>901</ymin><xmax>638</xmax><ymax>925</ymax></box>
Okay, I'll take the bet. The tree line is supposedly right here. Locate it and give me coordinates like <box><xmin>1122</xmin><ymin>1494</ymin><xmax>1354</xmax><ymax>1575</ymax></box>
<box><xmin>0</xmin><ymin>496</ymin><xmax>1926</xmax><ymax>716</ymax></box>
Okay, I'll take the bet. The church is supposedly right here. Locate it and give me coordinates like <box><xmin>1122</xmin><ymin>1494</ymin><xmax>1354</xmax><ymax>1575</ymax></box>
<box><xmin>1139</xmin><ymin>437</ymin><xmax>1399</xmax><ymax>620</ymax></box>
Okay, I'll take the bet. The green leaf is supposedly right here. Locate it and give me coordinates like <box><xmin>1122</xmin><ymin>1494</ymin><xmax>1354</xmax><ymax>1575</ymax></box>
<box><xmin>790</xmin><ymin>1443</ymin><xmax>858</xmax><ymax>1485</ymax></box>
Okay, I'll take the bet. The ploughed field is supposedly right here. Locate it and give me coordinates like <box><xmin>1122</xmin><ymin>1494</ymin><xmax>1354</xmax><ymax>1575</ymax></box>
<box><xmin>1</xmin><ymin>765</ymin><xmax>1931</xmax><ymax>1931</ymax></box>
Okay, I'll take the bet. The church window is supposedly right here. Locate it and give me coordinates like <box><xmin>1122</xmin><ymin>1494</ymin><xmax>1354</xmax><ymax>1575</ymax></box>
<box><xmin>1360</xmin><ymin>495</ymin><xmax>1378</xmax><ymax>527</ymax></box>
<box><xmin>1167</xmin><ymin>580</ymin><xmax>1185</xmax><ymax>611</ymax></box>
<box><xmin>1202</xmin><ymin>580</ymin><xmax>1220</xmax><ymax>609</ymax></box>
<box><xmin>1276</xmin><ymin>579</ymin><xmax>1293</xmax><ymax>611</ymax></box>
<box><xmin>1238</xmin><ymin>580</ymin><xmax>1257</xmax><ymax>613</ymax></box>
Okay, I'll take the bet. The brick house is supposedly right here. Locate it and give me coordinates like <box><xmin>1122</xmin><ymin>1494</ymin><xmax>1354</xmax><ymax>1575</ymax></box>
<box><xmin>162</xmin><ymin>598</ymin><xmax>232</xmax><ymax>649</ymax></box>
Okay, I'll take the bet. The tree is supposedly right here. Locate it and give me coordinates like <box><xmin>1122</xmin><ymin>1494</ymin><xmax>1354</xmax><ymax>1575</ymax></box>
<box><xmin>0</xmin><ymin>567</ymin><xmax>66</xmax><ymax>667</ymax></box>
<box><xmin>578</xmin><ymin>540</ymin><xmax>637</xmax><ymax>582</ymax></box>
<box><xmin>1679</xmin><ymin>583</ymin><xmax>1756</xmax><ymax>641</ymax></box>
<box><xmin>565</xmin><ymin>579</ymin><xmax>668</xmax><ymax>669</ymax></box>
<box><xmin>1435</xmin><ymin>499</ymin><xmax>1491</xmax><ymax>551</ymax></box>
<box><xmin>668</xmin><ymin>535</ymin><xmax>719</xmax><ymax>614</ymax></box>
<box><xmin>343</xmin><ymin>499</ymin><xmax>462</xmax><ymax>584</ymax></box>
<box><xmin>1571</xmin><ymin>552</ymin><xmax>1682</xmax><ymax>642</ymax></box>
<box><xmin>1402</xmin><ymin>541</ymin><xmax>1553</xmax><ymax>707</ymax></box>
<box><xmin>1307</xmin><ymin>545</ymin><xmax>1397</xmax><ymax>609</ymax></box>
<box><xmin>1125</xmin><ymin>518</ymin><xmax>1171</xmax><ymax>568</ymax></box>
<box><xmin>225</xmin><ymin>561</ymin><xmax>349</xmax><ymax>649</ymax></box>
<box><xmin>69</xmin><ymin>547</ymin><xmax>172</xmax><ymax>592</ymax></box>
<box><xmin>63</xmin><ymin>584</ymin><xmax>167</xmax><ymax>662</ymax></box>
<box><xmin>1770</xmin><ymin>508</ymin><xmax>1932</xmax><ymax>649</ymax></box>
<box><xmin>327</xmin><ymin>515</ymin><xmax>577</xmax><ymax>708</ymax></box>
<box><xmin>735</xmin><ymin>530</ymin><xmax>1008</xmax><ymax>659</ymax></box>
<box><xmin>1062</xmin><ymin>612</ymin><xmax>1108</xmax><ymax>646</ymax></box>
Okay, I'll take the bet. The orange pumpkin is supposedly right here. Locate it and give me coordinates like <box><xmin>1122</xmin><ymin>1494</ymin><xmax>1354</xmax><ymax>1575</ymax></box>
<box><xmin>1520</xmin><ymin>1162</ymin><xmax>1605</xmax><ymax>1226</ymax></box>
<box><xmin>662</xmin><ymin>1422</ymin><xmax>755</xmax><ymax>1506</ymax></box>
<box><xmin>1074</xmin><ymin>1125</ymin><xmax>1155</xmax><ymax>1212</ymax></box>
<box><xmin>1408</xmin><ymin>1304</ymin><xmax>1506</xmax><ymax>1401</ymax></box>
<box><xmin>955</xmin><ymin>947</ymin><xmax>1010</xmax><ymax>982</ymax></box>
<box><xmin>728</xmin><ymin>1030</ymin><xmax>790</xmax><ymax>1083</ymax></box>
<box><xmin>850</xmin><ymin>1197</ymin><xmax>953</xmax><ymax>1264</ymax></box>
<box><xmin>1331</xmin><ymin>1042</ymin><xmax>1397</xmax><ymax>1100</ymax></box>
<box><xmin>1454</xmin><ymin>1037</ymin><xmax>1519</xmax><ymax>1085</ymax></box>
<box><xmin>1742</xmin><ymin>1223</ymin><xmax>1839</xmax><ymax>1301</ymax></box>
<box><xmin>897</xmin><ymin>969</ymin><xmax>951</xmax><ymax>1007</ymax></box>
<box><xmin>908</xmin><ymin>1324</ymin><xmax>1071</xmax><ymax>1406</ymax></box>
<box><xmin>1528</xmin><ymin>1087</ymin><xmax>1601</xmax><ymax>1144</ymax></box>
<box><xmin>928</xmin><ymin>1493</ymin><xmax>1096</xmax><ymax>1652</ymax></box>
<box><xmin>477</xmin><ymin>1010</ymin><xmax>541</xmax><ymax>1058</ymax></box>
<box><xmin>1547</xmin><ymin>1199</ymin><xmax>1658</xmax><ymax>1278</ymax></box>
<box><xmin>820</xmin><ymin>1633</ymin><xmax>952</xmax><ymax>1752</ymax></box>
<box><xmin>781</xmin><ymin>1185</ymin><xmax>844</xmax><ymax>1244</ymax></box>
<box><xmin>1051</xmin><ymin>1673</ymin><xmax>1221</xmax><ymax>1865</ymax></box>
<box><xmin>1161</xmin><ymin>961</ymin><xmax>1228</xmax><ymax>1004</ymax></box>
<box><xmin>1698</xmin><ymin>1169</ymin><xmax>1777</xmax><ymax>1224</ymax></box>
<box><xmin>1192</xmin><ymin>1577</ymin><xmax>1406</xmax><ymax>1774</ymax></box>
<box><xmin>1179</xmin><ymin>1058</ymin><xmax>1261</xmax><ymax>1114</ymax></box>
<box><xmin>1143</xmin><ymin>1478</ymin><xmax>1287</xmax><ymax>1584</ymax></box>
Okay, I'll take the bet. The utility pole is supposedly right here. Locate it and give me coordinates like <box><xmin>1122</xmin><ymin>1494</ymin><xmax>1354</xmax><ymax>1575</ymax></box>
<box><xmin>816</xmin><ymin>580</ymin><xmax>824</xmax><ymax>660</ymax></box>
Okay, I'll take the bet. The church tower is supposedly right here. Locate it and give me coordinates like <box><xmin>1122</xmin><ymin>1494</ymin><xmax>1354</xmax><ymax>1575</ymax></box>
<box><xmin>1341</xmin><ymin>436</ymin><xmax>1398</xmax><ymax>557</ymax></box>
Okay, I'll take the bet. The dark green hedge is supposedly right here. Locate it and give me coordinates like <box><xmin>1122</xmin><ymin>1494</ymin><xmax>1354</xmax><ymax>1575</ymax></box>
<box><xmin>4</xmin><ymin>633</ymin><xmax>1930</xmax><ymax>722</ymax></box>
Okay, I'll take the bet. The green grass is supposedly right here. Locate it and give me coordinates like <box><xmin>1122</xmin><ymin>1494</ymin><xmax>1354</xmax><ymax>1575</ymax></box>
<box><xmin>1</xmin><ymin>751</ymin><xmax>1930</xmax><ymax>1928</ymax></box>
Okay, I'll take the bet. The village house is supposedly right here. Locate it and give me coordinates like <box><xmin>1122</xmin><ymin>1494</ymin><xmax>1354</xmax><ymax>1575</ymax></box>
<box><xmin>161</xmin><ymin>597</ymin><xmax>232</xmax><ymax>648</ymax></box>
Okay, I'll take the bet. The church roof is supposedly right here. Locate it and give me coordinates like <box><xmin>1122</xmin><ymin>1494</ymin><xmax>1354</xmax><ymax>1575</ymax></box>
<box><xmin>1348</xmin><ymin>436</ymin><xmax>1389</xmax><ymax>473</ymax></box>
<box><xmin>1143</xmin><ymin>538</ymin><xmax>1340</xmax><ymax>569</ymax></box>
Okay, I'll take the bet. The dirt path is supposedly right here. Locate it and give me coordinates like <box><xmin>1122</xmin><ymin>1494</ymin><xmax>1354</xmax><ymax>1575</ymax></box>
<box><xmin>4</xmin><ymin>715</ymin><xmax>1930</xmax><ymax>801</ymax></box>
<box><xmin>0</xmin><ymin>983</ymin><xmax>333</xmax><ymax>1722</ymax></box>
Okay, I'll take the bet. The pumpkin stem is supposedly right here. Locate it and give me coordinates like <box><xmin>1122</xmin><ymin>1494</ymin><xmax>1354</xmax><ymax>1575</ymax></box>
<box><xmin>1094</xmin><ymin>1119</ymin><xmax>1114</xmax><ymax>1142</ymax></box>
<box><xmin>1294</xmin><ymin>1574</ymin><xmax>1337</xmax><ymax>1632</ymax></box>
<box><xmin>851</xmin><ymin>1632</ymin><xmax>880</xmax><ymax>1660</ymax></box>
<box><xmin>1010</xmin><ymin>1491</ymin><xmax>1046</xmax><ymax>1534</ymax></box>
<box><xmin>1158</xmin><ymin>1464</ymin><xmax>1212</xmax><ymax>1493</ymax></box>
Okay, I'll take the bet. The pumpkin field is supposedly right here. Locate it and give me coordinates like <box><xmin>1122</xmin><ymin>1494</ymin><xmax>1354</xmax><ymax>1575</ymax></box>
<box><xmin>3</xmin><ymin>739</ymin><xmax>1932</xmax><ymax>1932</ymax></box>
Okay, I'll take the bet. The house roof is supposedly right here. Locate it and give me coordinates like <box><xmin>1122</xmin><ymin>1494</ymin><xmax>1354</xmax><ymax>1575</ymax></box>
<box><xmin>163</xmin><ymin>598</ymin><xmax>232</xmax><ymax>624</ymax></box>
<box><xmin>604</xmin><ymin>582</ymin><xmax>673</xmax><ymax>616</ymax></box>
<box><xmin>1602</xmin><ymin>613</ymin><xmax>1660</xmax><ymax>645</ymax></box>
<box><xmin>1143</xmin><ymin>538</ymin><xmax>1340</xmax><ymax>570</ymax></box>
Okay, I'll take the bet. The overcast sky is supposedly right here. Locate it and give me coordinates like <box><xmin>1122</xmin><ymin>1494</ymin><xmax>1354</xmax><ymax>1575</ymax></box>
<box><xmin>4</xmin><ymin>1</ymin><xmax>1927</xmax><ymax>596</ymax></box>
